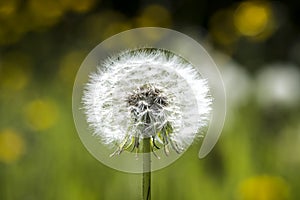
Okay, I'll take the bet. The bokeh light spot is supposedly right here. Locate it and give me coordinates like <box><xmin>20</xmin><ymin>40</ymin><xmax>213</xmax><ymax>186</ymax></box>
<box><xmin>0</xmin><ymin>0</ymin><xmax>18</xmax><ymax>17</ymax></box>
<box><xmin>256</xmin><ymin>64</ymin><xmax>300</xmax><ymax>107</ymax></box>
<box><xmin>61</xmin><ymin>0</ymin><xmax>96</xmax><ymax>13</ymax></box>
<box><xmin>28</xmin><ymin>0</ymin><xmax>65</xmax><ymax>27</ymax></box>
<box><xmin>209</xmin><ymin>9</ymin><xmax>240</xmax><ymax>46</ymax></box>
<box><xmin>24</xmin><ymin>99</ymin><xmax>59</xmax><ymax>131</ymax></box>
<box><xmin>238</xmin><ymin>175</ymin><xmax>290</xmax><ymax>200</ymax></box>
<box><xmin>214</xmin><ymin>52</ymin><xmax>252</xmax><ymax>109</ymax></box>
<box><xmin>135</xmin><ymin>5</ymin><xmax>172</xmax><ymax>27</ymax></box>
<box><xmin>234</xmin><ymin>1</ymin><xmax>273</xmax><ymax>37</ymax></box>
<box><xmin>0</xmin><ymin>68</ymin><xmax>29</xmax><ymax>91</ymax></box>
<box><xmin>0</xmin><ymin>129</ymin><xmax>26</xmax><ymax>164</ymax></box>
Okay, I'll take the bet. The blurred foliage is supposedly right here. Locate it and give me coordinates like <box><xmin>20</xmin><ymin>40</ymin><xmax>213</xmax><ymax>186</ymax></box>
<box><xmin>1</xmin><ymin>0</ymin><xmax>300</xmax><ymax>200</ymax></box>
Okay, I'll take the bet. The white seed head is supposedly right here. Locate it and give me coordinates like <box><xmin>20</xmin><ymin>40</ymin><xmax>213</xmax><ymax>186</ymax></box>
<box><xmin>82</xmin><ymin>48</ymin><xmax>212</xmax><ymax>155</ymax></box>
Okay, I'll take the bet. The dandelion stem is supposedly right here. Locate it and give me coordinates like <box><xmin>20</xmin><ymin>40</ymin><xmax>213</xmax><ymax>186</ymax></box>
<box><xmin>142</xmin><ymin>137</ymin><xmax>151</xmax><ymax>200</ymax></box>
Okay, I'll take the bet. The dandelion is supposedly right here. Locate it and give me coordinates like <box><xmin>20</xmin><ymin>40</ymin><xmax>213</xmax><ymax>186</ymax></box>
<box><xmin>82</xmin><ymin>48</ymin><xmax>212</xmax><ymax>157</ymax></box>
<box><xmin>82</xmin><ymin>48</ymin><xmax>212</xmax><ymax>200</ymax></box>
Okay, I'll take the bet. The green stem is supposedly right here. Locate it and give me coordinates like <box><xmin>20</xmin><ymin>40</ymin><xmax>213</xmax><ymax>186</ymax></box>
<box><xmin>142</xmin><ymin>138</ymin><xmax>151</xmax><ymax>200</ymax></box>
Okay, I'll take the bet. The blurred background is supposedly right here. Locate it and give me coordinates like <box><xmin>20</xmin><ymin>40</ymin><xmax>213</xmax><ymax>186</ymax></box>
<box><xmin>1</xmin><ymin>0</ymin><xmax>300</xmax><ymax>199</ymax></box>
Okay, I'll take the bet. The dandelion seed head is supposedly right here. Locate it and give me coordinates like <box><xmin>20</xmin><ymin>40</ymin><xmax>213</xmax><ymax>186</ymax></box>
<box><xmin>83</xmin><ymin>48</ymin><xmax>212</xmax><ymax>154</ymax></box>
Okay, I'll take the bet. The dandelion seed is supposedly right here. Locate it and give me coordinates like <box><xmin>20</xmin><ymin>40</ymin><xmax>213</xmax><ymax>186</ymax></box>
<box><xmin>82</xmin><ymin>48</ymin><xmax>212</xmax><ymax>158</ymax></box>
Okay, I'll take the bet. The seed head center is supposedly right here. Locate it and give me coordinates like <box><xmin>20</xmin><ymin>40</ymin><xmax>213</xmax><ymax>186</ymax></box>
<box><xmin>126</xmin><ymin>84</ymin><xmax>168</xmax><ymax>122</ymax></box>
